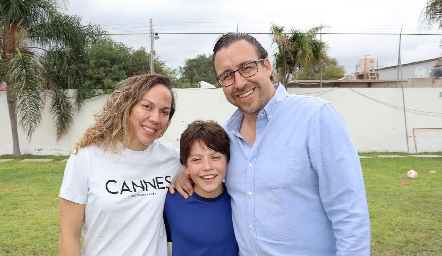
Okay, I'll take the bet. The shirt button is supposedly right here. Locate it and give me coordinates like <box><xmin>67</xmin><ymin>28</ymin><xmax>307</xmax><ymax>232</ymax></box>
<box><xmin>248</xmin><ymin>191</ymin><xmax>252</xmax><ymax>196</ymax></box>
<box><xmin>249</xmin><ymin>224</ymin><xmax>253</xmax><ymax>229</ymax></box>
<box><xmin>249</xmin><ymin>162</ymin><xmax>253</xmax><ymax>167</ymax></box>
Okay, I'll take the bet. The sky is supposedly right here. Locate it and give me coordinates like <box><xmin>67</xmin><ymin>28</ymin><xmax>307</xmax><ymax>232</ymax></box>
<box><xmin>64</xmin><ymin>0</ymin><xmax>442</xmax><ymax>74</ymax></box>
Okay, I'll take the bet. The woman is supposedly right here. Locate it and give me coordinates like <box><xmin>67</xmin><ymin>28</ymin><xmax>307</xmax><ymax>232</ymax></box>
<box><xmin>59</xmin><ymin>74</ymin><xmax>182</xmax><ymax>256</ymax></box>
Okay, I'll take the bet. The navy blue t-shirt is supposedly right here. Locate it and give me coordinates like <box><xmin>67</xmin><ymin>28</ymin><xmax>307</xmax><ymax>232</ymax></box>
<box><xmin>164</xmin><ymin>183</ymin><xmax>238</xmax><ymax>256</ymax></box>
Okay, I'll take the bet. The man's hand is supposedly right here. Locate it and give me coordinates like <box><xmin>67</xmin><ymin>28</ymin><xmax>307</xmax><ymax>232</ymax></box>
<box><xmin>169</xmin><ymin>172</ymin><xmax>194</xmax><ymax>199</ymax></box>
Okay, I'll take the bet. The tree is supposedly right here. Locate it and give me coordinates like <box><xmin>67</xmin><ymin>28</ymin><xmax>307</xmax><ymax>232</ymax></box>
<box><xmin>83</xmin><ymin>41</ymin><xmax>176</xmax><ymax>94</ymax></box>
<box><xmin>270</xmin><ymin>24</ymin><xmax>326</xmax><ymax>86</ymax></box>
<box><xmin>420</xmin><ymin>0</ymin><xmax>442</xmax><ymax>28</ymax></box>
<box><xmin>126</xmin><ymin>47</ymin><xmax>151</xmax><ymax>77</ymax></box>
<box><xmin>1</xmin><ymin>0</ymin><xmax>104</xmax><ymax>156</ymax></box>
<box><xmin>296</xmin><ymin>56</ymin><xmax>345</xmax><ymax>80</ymax></box>
<box><xmin>84</xmin><ymin>39</ymin><xmax>131</xmax><ymax>93</ymax></box>
<box><xmin>178</xmin><ymin>54</ymin><xmax>218</xmax><ymax>88</ymax></box>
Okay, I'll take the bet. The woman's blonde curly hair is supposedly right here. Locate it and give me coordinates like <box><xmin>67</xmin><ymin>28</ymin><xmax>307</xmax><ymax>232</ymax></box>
<box><xmin>73</xmin><ymin>74</ymin><xmax>176</xmax><ymax>154</ymax></box>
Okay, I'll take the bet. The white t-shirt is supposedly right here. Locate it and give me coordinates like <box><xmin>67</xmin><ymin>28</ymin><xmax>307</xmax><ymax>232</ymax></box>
<box><xmin>59</xmin><ymin>141</ymin><xmax>182</xmax><ymax>256</ymax></box>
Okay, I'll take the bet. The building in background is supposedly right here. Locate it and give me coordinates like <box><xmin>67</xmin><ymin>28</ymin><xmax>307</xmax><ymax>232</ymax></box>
<box><xmin>376</xmin><ymin>57</ymin><xmax>439</xmax><ymax>80</ymax></box>
<box><xmin>355</xmin><ymin>55</ymin><xmax>379</xmax><ymax>80</ymax></box>
<box><xmin>197</xmin><ymin>81</ymin><xmax>216</xmax><ymax>88</ymax></box>
<box><xmin>288</xmin><ymin>55</ymin><xmax>442</xmax><ymax>88</ymax></box>
<box><xmin>339</xmin><ymin>55</ymin><xmax>379</xmax><ymax>81</ymax></box>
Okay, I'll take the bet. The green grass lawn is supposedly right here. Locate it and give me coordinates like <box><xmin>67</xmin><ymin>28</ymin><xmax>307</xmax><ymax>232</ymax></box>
<box><xmin>360</xmin><ymin>153</ymin><xmax>442</xmax><ymax>255</ymax></box>
<box><xmin>0</xmin><ymin>153</ymin><xmax>441</xmax><ymax>255</ymax></box>
<box><xmin>0</xmin><ymin>159</ymin><xmax>65</xmax><ymax>255</ymax></box>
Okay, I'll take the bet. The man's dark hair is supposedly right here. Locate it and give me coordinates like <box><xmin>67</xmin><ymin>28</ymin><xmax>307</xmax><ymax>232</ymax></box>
<box><xmin>212</xmin><ymin>32</ymin><xmax>268</xmax><ymax>64</ymax></box>
<box><xmin>180</xmin><ymin>120</ymin><xmax>230</xmax><ymax>166</ymax></box>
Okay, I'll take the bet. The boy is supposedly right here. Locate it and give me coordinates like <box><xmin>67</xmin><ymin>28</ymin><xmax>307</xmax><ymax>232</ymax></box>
<box><xmin>164</xmin><ymin>120</ymin><xmax>238</xmax><ymax>256</ymax></box>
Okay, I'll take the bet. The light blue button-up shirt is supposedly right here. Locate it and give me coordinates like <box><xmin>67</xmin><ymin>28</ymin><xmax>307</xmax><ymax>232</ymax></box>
<box><xmin>224</xmin><ymin>85</ymin><xmax>370</xmax><ymax>256</ymax></box>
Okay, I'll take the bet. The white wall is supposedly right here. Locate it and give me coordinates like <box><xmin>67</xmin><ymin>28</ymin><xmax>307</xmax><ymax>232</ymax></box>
<box><xmin>289</xmin><ymin>88</ymin><xmax>442</xmax><ymax>153</ymax></box>
<box><xmin>1</xmin><ymin>87</ymin><xmax>441</xmax><ymax>155</ymax></box>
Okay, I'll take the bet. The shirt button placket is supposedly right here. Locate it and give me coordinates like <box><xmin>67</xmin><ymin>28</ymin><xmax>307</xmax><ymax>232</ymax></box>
<box><xmin>247</xmin><ymin>160</ymin><xmax>258</xmax><ymax>254</ymax></box>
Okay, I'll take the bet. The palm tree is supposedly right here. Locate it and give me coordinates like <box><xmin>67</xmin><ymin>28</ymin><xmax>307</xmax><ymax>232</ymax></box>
<box><xmin>1</xmin><ymin>0</ymin><xmax>104</xmax><ymax>156</ymax></box>
<box><xmin>421</xmin><ymin>0</ymin><xmax>442</xmax><ymax>28</ymax></box>
<box><xmin>270</xmin><ymin>24</ymin><xmax>326</xmax><ymax>86</ymax></box>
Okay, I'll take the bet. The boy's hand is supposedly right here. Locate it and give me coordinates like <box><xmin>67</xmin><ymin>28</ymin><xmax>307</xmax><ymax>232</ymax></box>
<box><xmin>169</xmin><ymin>172</ymin><xmax>194</xmax><ymax>199</ymax></box>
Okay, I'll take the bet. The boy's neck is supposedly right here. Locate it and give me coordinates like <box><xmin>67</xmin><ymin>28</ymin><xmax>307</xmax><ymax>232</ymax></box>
<box><xmin>193</xmin><ymin>183</ymin><xmax>224</xmax><ymax>199</ymax></box>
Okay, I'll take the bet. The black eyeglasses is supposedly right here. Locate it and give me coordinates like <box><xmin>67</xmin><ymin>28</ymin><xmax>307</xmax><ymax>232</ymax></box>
<box><xmin>216</xmin><ymin>59</ymin><xmax>264</xmax><ymax>87</ymax></box>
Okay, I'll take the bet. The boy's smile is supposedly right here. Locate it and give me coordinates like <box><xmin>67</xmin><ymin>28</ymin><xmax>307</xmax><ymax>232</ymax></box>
<box><xmin>184</xmin><ymin>140</ymin><xmax>227</xmax><ymax>198</ymax></box>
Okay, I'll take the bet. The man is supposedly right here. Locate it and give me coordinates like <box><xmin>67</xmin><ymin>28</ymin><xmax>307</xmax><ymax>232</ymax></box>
<box><xmin>172</xmin><ymin>32</ymin><xmax>370</xmax><ymax>255</ymax></box>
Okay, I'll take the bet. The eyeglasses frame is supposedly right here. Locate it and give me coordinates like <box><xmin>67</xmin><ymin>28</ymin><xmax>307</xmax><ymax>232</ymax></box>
<box><xmin>216</xmin><ymin>58</ymin><xmax>265</xmax><ymax>87</ymax></box>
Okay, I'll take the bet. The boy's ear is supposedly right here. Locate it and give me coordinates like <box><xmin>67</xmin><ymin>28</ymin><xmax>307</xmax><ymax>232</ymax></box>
<box><xmin>183</xmin><ymin>165</ymin><xmax>190</xmax><ymax>177</ymax></box>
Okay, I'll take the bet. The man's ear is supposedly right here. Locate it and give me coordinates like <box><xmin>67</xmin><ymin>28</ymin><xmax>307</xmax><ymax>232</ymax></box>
<box><xmin>263</xmin><ymin>58</ymin><xmax>272</xmax><ymax>77</ymax></box>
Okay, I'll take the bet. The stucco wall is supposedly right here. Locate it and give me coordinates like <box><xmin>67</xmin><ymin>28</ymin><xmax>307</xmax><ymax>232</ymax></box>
<box><xmin>1</xmin><ymin>87</ymin><xmax>441</xmax><ymax>155</ymax></box>
<box><xmin>288</xmin><ymin>88</ymin><xmax>442</xmax><ymax>153</ymax></box>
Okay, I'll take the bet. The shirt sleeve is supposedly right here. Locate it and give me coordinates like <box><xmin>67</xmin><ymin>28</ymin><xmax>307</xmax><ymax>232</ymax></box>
<box><xmin>59</xmin><ymin>150</ymin><xmax>90</xmax><ymax>204</ymax></box>
<box><xmin>308</xmin><ymin>103</ymin><xmax>371</xmax><ymax>256</ymax></box>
